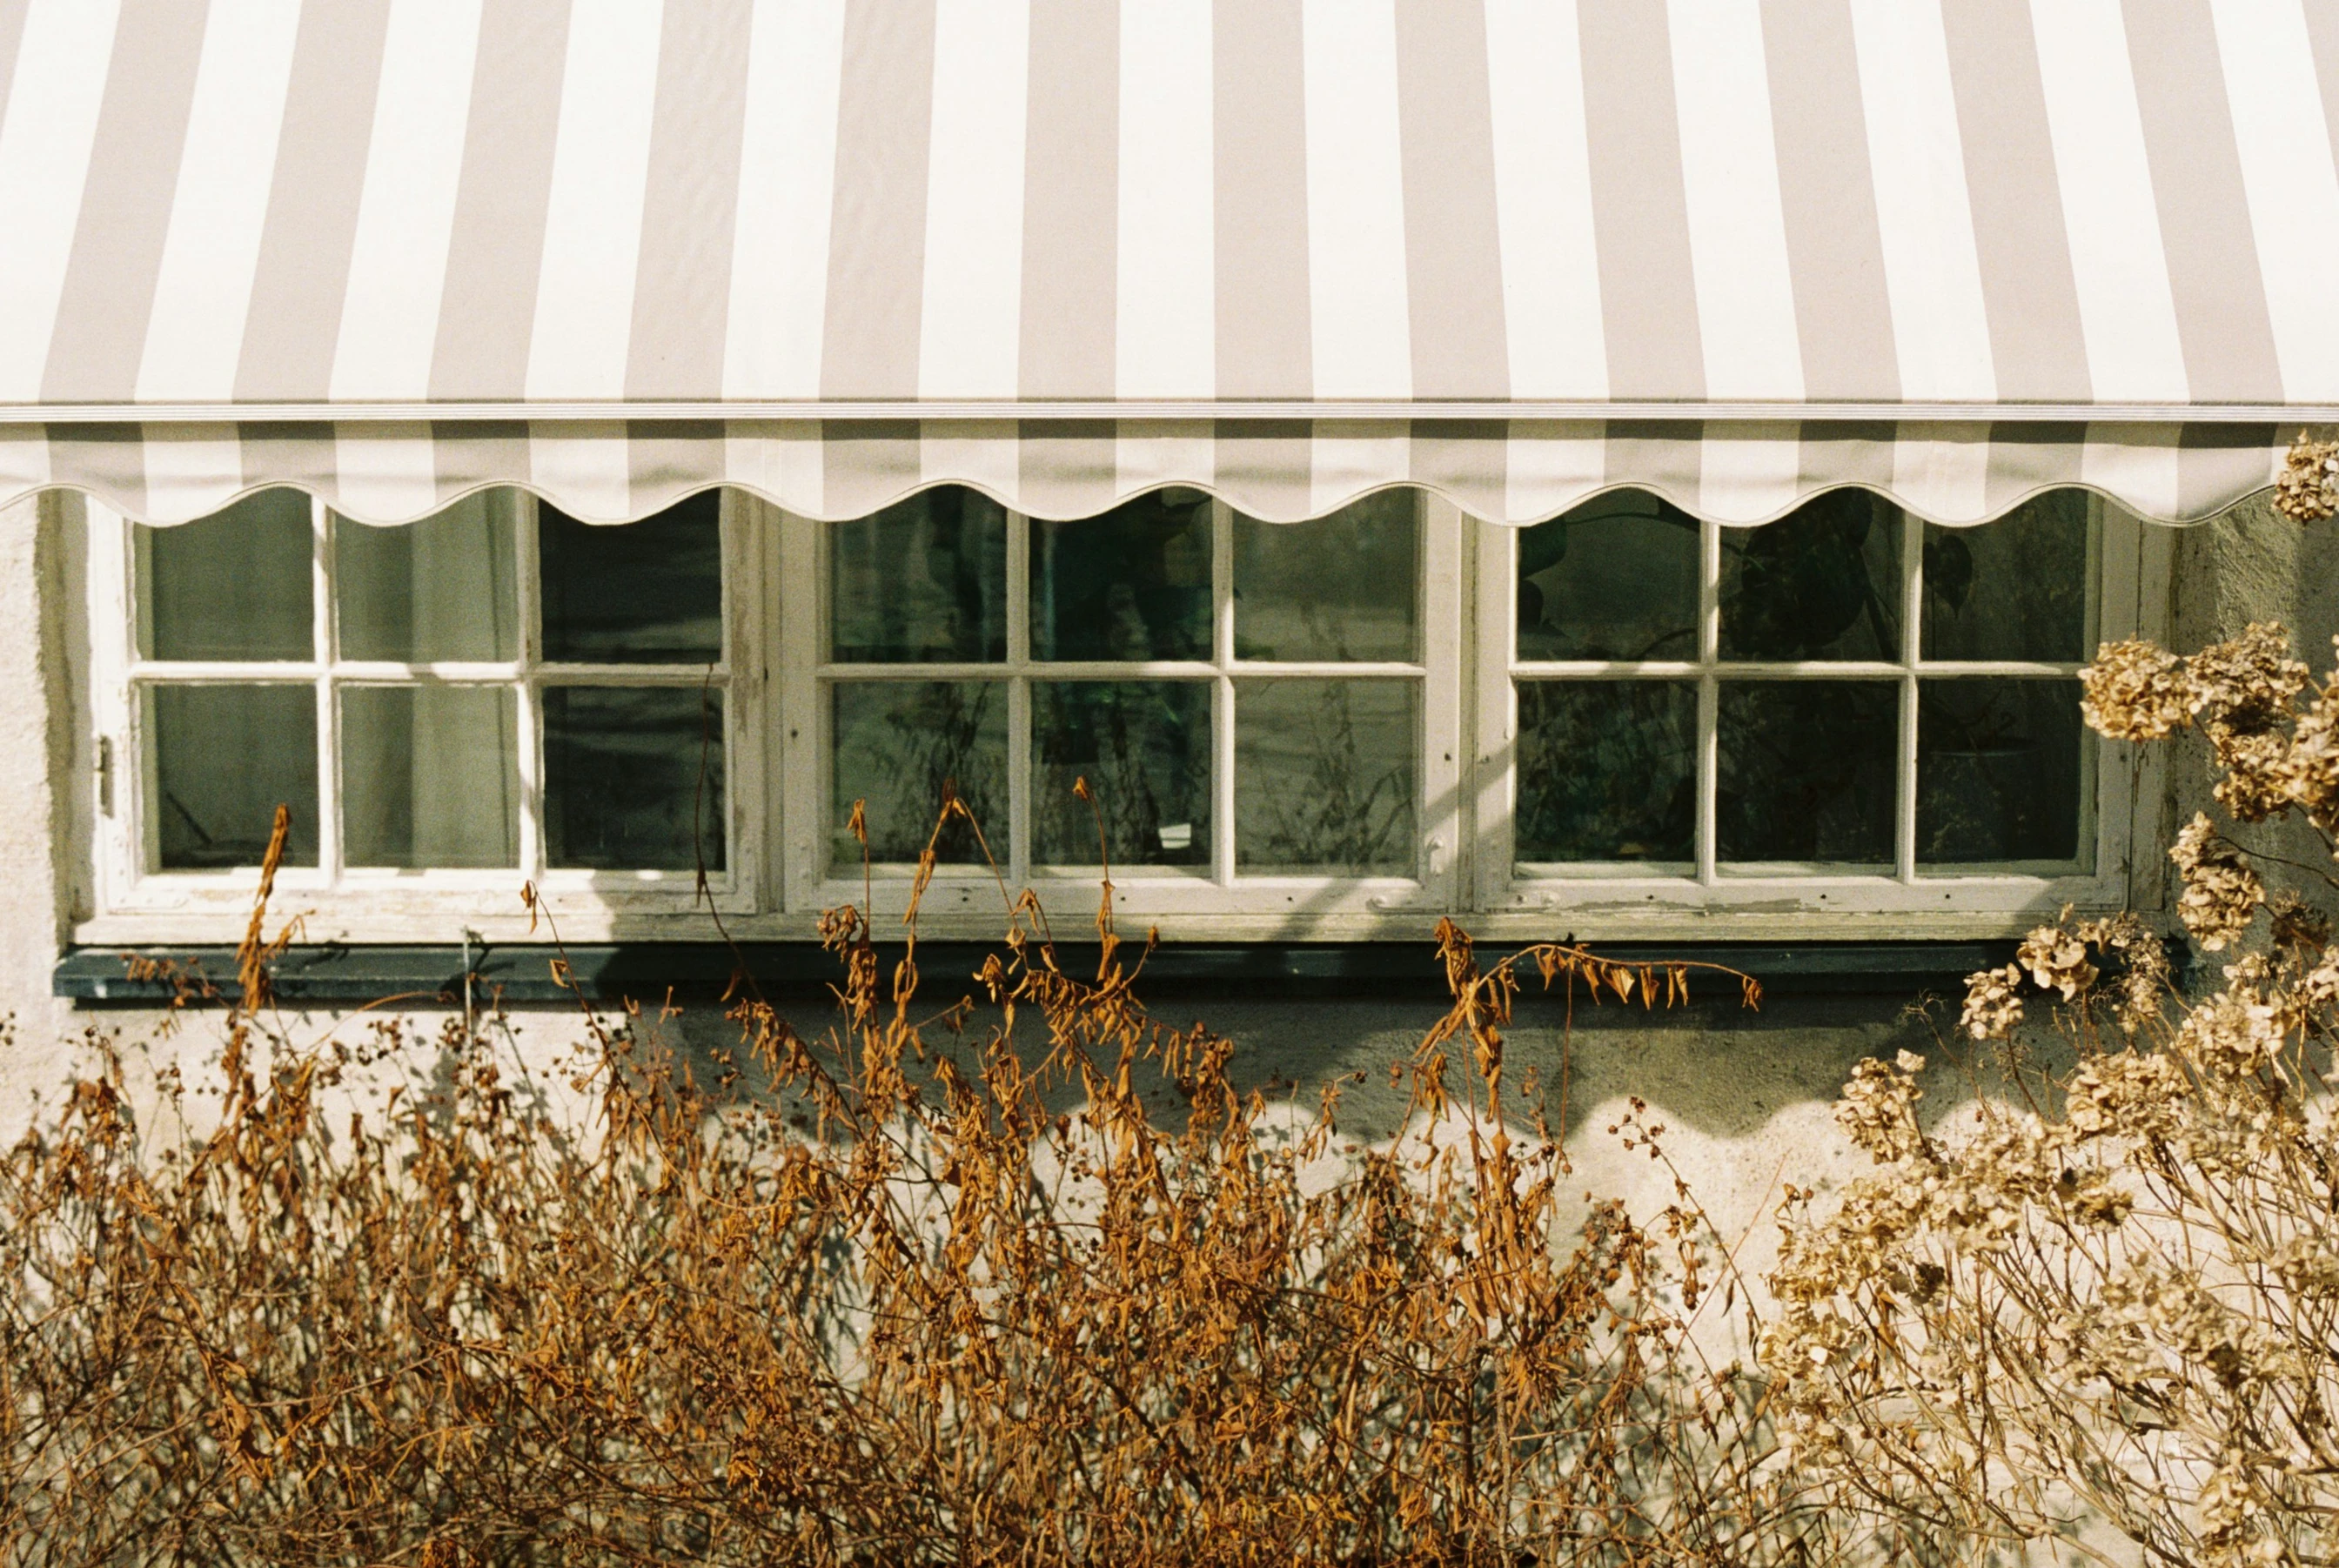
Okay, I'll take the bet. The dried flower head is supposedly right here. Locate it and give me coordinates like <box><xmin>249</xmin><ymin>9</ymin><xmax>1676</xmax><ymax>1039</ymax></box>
<box><xmin>2171</xmin><ymin>814</ymin><xmax>2265</xmax><ymax>952</ymax></box>
<box><xmin>2274</xmin><ymin>430</ymin><xmax>2339</xmax><ymax>524</ymax></box>
<box><xmin>2017</xmin><ymin>925</ymin><xmax>2097</xmax><ymax>1002</ymax></box>
<box><xmin>1960</xmin><ymin>962</ymin><xmax>2027</xmax><ymax>1042</ymax></box>
<box><xmin>2081</xmin><ymin>639</ymin><xmax>2195</xmax><ymax>740</ymax></box>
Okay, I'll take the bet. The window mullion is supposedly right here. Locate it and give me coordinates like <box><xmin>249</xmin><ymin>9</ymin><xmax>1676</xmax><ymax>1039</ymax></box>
<box><xmin>513</xmin><ymin>493</ymin><xmax>546</xmax><ymax>889</ymax></box>
<box><xmin>1212</xmin><ymin>500</ymin><xmax>1235</xmax><ymax>886</ymax></box>
<box><xmin>315</xmin><ymin>498</ymin><xmax>343</xmax><ymax>884</ymax></box>
<box><xmin>1896</xmin><ymin>507</ymin><xmax>1923</xmax><ymax>883</ymax></box>
<box><xmin>1007</xmin><ymin>509</ymin><xmax>1031</xmax><ymax>888</ymax></box>
<box><xmin>1695</xmin><ymin>518</ymin><xmax>1719</xmax><ymax>886</ymax></box>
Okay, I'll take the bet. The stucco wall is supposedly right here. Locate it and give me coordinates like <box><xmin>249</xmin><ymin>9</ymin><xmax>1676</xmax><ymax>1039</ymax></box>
<box><xmin>2</xmin><ymin>487</ymin><xmax>2329</xmax><ymax>1283</ymax></box>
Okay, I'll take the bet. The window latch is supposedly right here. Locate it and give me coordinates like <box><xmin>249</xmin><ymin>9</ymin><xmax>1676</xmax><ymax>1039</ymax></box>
<box><xmin>96</xmin><ymin>736</ymin><xmax>114</xmax><ymax>817</ymax></box>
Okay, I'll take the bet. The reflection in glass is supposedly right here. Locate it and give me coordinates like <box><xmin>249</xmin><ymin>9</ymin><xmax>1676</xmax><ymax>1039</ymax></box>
<box><xmin>1516</xmin><ymin>492</ymin><xmax>1699</xmax><ymax>661</ymax></box>
<box><xmin>340</xmin><ymin>686</ymin><xmax>519</xmax><ymax>868</ymax></box>
<box><xmin>1234</xmin><ymin>493</ymin><xmax>1417</xmax><ymax>661</ymax></box>
<box><xmin>543</xmin><ymin>687</ymin><xmax>724</xmax><ymax>871</ymax></box>
<box><xmin>1033</xmin><ymin>682</ymin><xmax>1210</xmax><ymax>867</ymax></box>
<box><xmin>540</xmin><ymin>492</ymin><xmax>723</xmax><ymax>663</ymax></box>
<box><xmin>1515</xmin><ymin>681</ymin><xmax>1696</xmax><ymax>863</ymax></box>
<box><xmin>139</xmin><ymin>489</ymin><xmax>313</xmax><ymax>661</ymax></box>
<box><xmin>831</xmin><ymin>681</ymin><xmax>1007</xmax><ymax>865</ymax></box>
<box><xmin>1031</xmin><ymin>490</ymin><xmax>1212</xmax><ymax>660</ymax></box>
<box><xmin>1718</xmin><ymin>681</ymin><xmax>1897</xmax><ymax>863</ymax></box>
<box><xmin>336</xmin><ymin>492</ymin><xmax>519</xmax><ymax>662</ymax></box>
<box><xmin>1922</xmin><ymin>492</ymin><xmax>2089</xmax><ymax>662</ymax></box>
<box><xmin>147</xmin><ymin>684</ymin><xmax>318</xmax><ymax>868</ymax></box>
<box><xmin>1720</xmin><ymin>491</ymin><xmax>1900</xmax><ymax>661</ymax></box>
<box><xmin>1919</xmin><ymin>679</ymin><xmax>2086</xmax><ymax>864</ymax></box>
<box><xmin>831</xmin><ymin>486</ymin><xmax>1008</xmax><ymax>663</ymax></box>
<box><xmin>1234</xmin><ymin>680</ymin><xmax>1415</xmax><ymax>874</ymax></box>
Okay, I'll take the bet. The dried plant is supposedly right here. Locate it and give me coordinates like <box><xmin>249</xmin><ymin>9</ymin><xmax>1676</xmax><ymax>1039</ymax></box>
<box><xmin>0</xmin><ymin>791</ymin><xmax>1858</xmax><ymax>1566</ymax></box>
<box><xmin>1766</xmin><ymin>580</ymin><xmax>2339</xmax><ymax>1564</ymax></box>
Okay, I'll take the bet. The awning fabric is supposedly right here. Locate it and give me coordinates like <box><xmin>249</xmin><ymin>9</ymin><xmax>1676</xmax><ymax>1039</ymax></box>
<box><xmin>3</xmin><ymin>0</ymin><xmax>2334</xmax><ymax>527</ymax></box>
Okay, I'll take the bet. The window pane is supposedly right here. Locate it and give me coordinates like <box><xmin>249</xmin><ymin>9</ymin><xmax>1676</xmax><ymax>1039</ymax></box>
<box><xmin>1718</xmin><ymin>681</ymin><xmax>1897</xmax><ymax>863</ymax></box>
<box><xmin>543</xmin><ymin>687</ymin><xmax>724</xmax><ymax>871</ymax></box>
<box><xmin>1515</xmin><ymin>681</ymin><xmax>1696</xmax><ymax>863</ymax></box>
<box><xmin>1921</xmin><ymin>491</ymin><xmax>2088</xmax><ymax>663</ymax></box>
<box><xmin>831</xmin><ymin>680</ymin><xmax>1007</xmax><ymax>865</ymax></box>
<box><xmin>830</xmin><ymin>486</ymin><xmax>1007</xmax><ymax>663</ymax></box>
<box><xmin>1032</xmin><ymin>681</ymin><xmax>1210</xmax><ymax>867</ymax></box>
<box><xmin>1031</xmin><ymin>489</ymin><xmax>1212</xmax><ymax>661</ymax></box>
<box><xmin>341</xmin><ymin>686</ymin><xmax>519</xmax><ymax>868</ymax></box>
<box><xmin>1517</xmin><ymin>492</ymin><xmax>1699</xmax><ymax>661</ymax></box>
<box><xmin>336</xmin><ymin>493</ymin><xmax>520</xmax><ymax>662</ymax></box>
<box><xmin>146</xmin><ymin>684</ymin><xmax>318</xmax><ymax>868</ymax></box>
<box><xmin>1719</xmin><ymin>491</ymin><xmax>1900</xmax><ymax>661</ymax></box>
<box><xmin>1919</xmin><ymin>678</ymin><xmax>2086</xmax><ymax>864</ymax></box>
<box><xmin>540</xmin><ymin>492</ymin><xmax>722</xmax><ymax>663</ymax></box>
<box><xmin>1234</xmin><ymin>679</ymin><xmax>1416</xmax><ymax>874</ymax></box>
<box><xmin>139</xmin><ymin>490</ymin><xmax>312</xmax><ymax>661</ymax></box>
<box><xmin>1234</xmin><ymin>493</ymin><xmax>1417</xmax><ymax>661</ymax></box>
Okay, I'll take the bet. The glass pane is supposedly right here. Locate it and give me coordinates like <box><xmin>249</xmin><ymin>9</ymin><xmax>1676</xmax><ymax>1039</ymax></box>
<box><xmin>1919</xmin><ymin>678</ymin><xmax>2086</xmax><ymax>865</ymax></box>
<box><xmin>1516</xmin><ymin>492</ymin><xmax>1699</xmax><ymax>661</ymax></box>
<box><xmin>540</xmin><ymin>491</ymin><xmax>723</xmax><ymax>663</ymax></box>
<box><xmin>1921</xmin><ymin>491</ymin><xmax>2089</xmax><ymax>663</ymax></box>
<box><xmin>830</xmin><ymin>486</ymin><xmax>1008</xmax><ymax>663</ymax></box>
<box><xmin>1515</xmin><ymin>681</ymin><xmax>1697</xmax><ymax>863</ymax></box>
<box><xmin>1718</xmin><ymin>681</ymin><xmax>1897</xmax><ymax>863</ymax></box>
<box><xmin>336</xmin><ymin>493</ymin><xmax>520</xmax><ymax>662</ymax></box>
<box><xmin>138</xmin><ymin>489</ymin><xmax>312</xmax><ymax>661</ymax></box>
<box><xmin>543</xmin><ymin>687</ymin><xmax>724</xmax><ymax>871</ymax></box>
<box><xmin>1031</xmin><ymin>489</ymin><xmax>1212</xmax><ymax>661</ymax></box>
<box><xmin>831</xmin><ymin>680</ymin><xmax>1008</xmax><ymax>865</ymax></box>
<box><xmin>1234</xmin><ymin>493</ymin><xmax>1417</xmax><ymax>662</ymax></box>
<box><xmin>341</xmin><ymin>686</ymin><xmax>519</xmax><ymax>868</ymax></box>
<box><xmin>1234</xmin><ymin>679</ymin><xmax>1417</xmax><ymax>874</ymax></box>
<box><xmin>146</xmin><ymin>684</ymin><xmax>318</xmax><ymax>868</ymax></box>
<box><xmin>1719</xmin><ymin>490</ymin><xmax>1901</xmax><ymax>661</ymax></box>
<box><xmin>1032</xmin><ymin>681</ymin><xmax>1210</xmax><ymax>867</ymax></box>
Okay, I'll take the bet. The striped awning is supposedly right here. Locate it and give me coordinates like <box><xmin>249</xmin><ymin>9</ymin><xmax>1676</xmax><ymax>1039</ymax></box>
<box><xmin>3</xmin><ymin>0</ymin><xmax>2334</xmax><ymax>527</ymax></box>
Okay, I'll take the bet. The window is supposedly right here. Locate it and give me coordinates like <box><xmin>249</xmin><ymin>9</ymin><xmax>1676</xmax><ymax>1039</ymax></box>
<box><xmin>80</xmin><ymin>481</ymin><xmax>2159</xmax><ymax>945</ymax></box>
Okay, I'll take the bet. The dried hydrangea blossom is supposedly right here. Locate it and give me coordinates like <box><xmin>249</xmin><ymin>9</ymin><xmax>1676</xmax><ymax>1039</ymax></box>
<box><xmin>1960</xmin><ymin>962</ymin><xmax>2025</xmax><ymax>1042</ymax></box>
<box><xmin>2273</xmin><ymin>430</ymin><xmax>2339</xmax><ymax>524</ymax></box>
<box><xmin>2017</xmin><ymin>924</ymin><xmax>2097</xmax><ymax>1002</ymax></box>
<box><xmin>2187</xmin><ymin>621</ymin><xmax>2311</xmax><ymax>737</ymax></box>
<box><xmin>2076</xmin><ymin>911</ymin><xmax>2172</xmax><ymax>1033</ymax></box>
<box><xmin>2171</xmin><ymin>813</ymin><xmax>2265</xmax><ymax>951</ymax></box>
<box><xmin>2272</xmin><ymin>659</ymin><xmax>2339</xmax><ymax>840</ymax></box>
<box><xmin>2080</xmin><ymin>638</ymin><xmax>2195</xmax><ymax>740</ymax></box>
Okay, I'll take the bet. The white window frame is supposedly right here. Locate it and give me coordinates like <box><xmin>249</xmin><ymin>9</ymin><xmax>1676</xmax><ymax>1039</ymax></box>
<box><xmin>79</xmin><ymin>490</ymin><xmax>766</xmax><ymax>943</ymax></box>
<box><xmin>1468</xmin><ymin>497</ymin><xmax>2173</xmax><ymax>941</ymax></box>
<box><xmin>72</xmin><ymin>484</ymin><xmax>2168</xmax><ymax>948</ymax></box>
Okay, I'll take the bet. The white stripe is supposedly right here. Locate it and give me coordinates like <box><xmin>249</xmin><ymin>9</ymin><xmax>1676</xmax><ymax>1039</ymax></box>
<box><xmin>0</xmin><ymin>426</ymin><xmax>53</xmax><ymax>498</ymax></box>
<box><xmin>141</xmin><ymin>424</ymin><xmax>244</xmax><ymax>524</ymax></box>
<box><xmin>1301</xmin><ymin>0</ymin><xmax>1410</xmax><ymax>399</ymax></box>
<box><xmin>722</xmin><ymin>0</ymin><xmax>846</xmax><ymax>400</ymax></box>
<box><xmin>921</xmin><ymin>419</ymin><xmax>1019</xmax><ymax>499</ymax></box>
<box><xmin>1117</xmin><ymin>0</ymin><xmax>1213</xmax><ymax>400</ymax></box>
<box><xmin>1889</xmin><ymin>421</ymin><xmax>1991</xmax><ymax>525</ymax></box>
<box><xmin>1482</xmin><ymin>0</ymin><xmax>1605</xmax><ymax>400</ymax></box>
<box><xmin>329</xmin><ymin>0</ymin><xmax>486</xmax><ymax>400</ymax></box>
<box><xmin>2081</xmin><ymin>421</ymin><xmax>2180</xmax><ymax>521</ymax></box>
<box><xmin>528</xmin><ymin>423</ymin><xmax>633</xmax><ymax>521</ymax></box>
<box><xmin>332</xmin><ymin>422</ymin><xmax>438</xmax><ymax>523</ymax></box>
<box><xmin>2208</xmin><ymin>0</ymin><xmax>2339</xmax><ymax>403</ymax></box>
<box><xmin>1697</xmin><ymin>422</ymin><xmax>1801</xmax><ymax>525</ymax></box>
<box><xmin>918</xmin><ymin>0</ymin><xmax>1031</xmax><ymax>399</ymax></box>
<box><xmin>1846</xmin><ymin>0</ymin><xmax>1994</xmax><ymax>402</ymax></box>
<box><xmin>1310</xmin><ymin>422</ymin><xmax>1409</xmax><ymax>517</ymax></box>
<box><xmin>135</xmin><ymin>0</ymin><xmax>302</xmax><ymax>403</ymax></box>
<box><xmin>1504</xmin><ymin>420</ymin><xmax>1606</xmax><ymax>524</ymax></box>
<box><xmin>1115</xmin><ymin>419</ymin><xmax>1214</xmax><ymax>499</ymax></box>
<box><xmin>525</xmin><ymin>0</ymin><xmax>666</xmax><ymax>400</ymax></box>
<box><xmin>724</xmin><ymin>419</ymin><xmax>825</xmax><ymax>516</ymax></box>
<box><xmin>1668</xmin><ymin>0</ymin><xmax>1801</xmax><ymax>402</ymax></box>
<box><xmin>2027</xmin><ymin>0</ymin><xmax>2188</xmax><ymax>403</ymax></box>
<box><xmin>0</xmin><ymin>0</ymin><xmax>121</xmax><ymax>401</ymax></box>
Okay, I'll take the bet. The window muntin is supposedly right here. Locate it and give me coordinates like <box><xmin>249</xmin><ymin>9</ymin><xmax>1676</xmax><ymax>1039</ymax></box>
<box><xmin>1505</xmin><ymin>488</ymin><xmax>2102</xmax><ymax>884</ymax></box>
<box><xmin>123</xmin><ymin>486</ymin><xmax>734</xmax><ymax>889</ymax></box>
<box><xmin>816</xmin><ymin>486</ymin><xmax>1431</xmax><ymax>888</ymax></box>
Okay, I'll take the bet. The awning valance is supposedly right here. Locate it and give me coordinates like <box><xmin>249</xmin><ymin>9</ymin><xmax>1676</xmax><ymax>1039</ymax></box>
<box><xmin>2</xmin><ymin>0</ymin><xmax>2332</xmax><ymax>526</ymax></box>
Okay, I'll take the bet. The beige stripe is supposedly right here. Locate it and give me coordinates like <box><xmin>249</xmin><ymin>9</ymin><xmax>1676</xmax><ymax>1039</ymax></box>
<box><xmin>1763</xmin><ymin>0</ymin><xmax>1897</xmax><ymax>402</ymax></box>
<box><xmin>528</xmin><ymin>422</ymin><xmax>632</xmax><ymax>521</ymax></box>
<box><xmin>140</xmin><ymin>422</ymin><xmax>243</xmax><ymax>524</ymax></box>
<box><xmin>1578</xmin><ymin>0</ymin><xmax>1703</xmax><ymax>399</ymax></box>
<box><xmin>1021</xmin><ymin>0</ymin><xmax>1116</xmax><ymax>399</ymax></box>
<box><xmin>1115</xmin><ymin>419</ymin><xmax>1214</xmax><ymax>499</ymax></box>
<box><xmin>1214</xmin><ymin>0</ymin><xmax>1311</xmax><ymax>399</ymax></box>
<box><xmin>235</xmin><ymin>0</ymin><xmax>392</xmax><ymax>402</ymax></box>
<box><xmin>821</xmin><ymin>2</ymin><xmax>935</xmax><ymax>400</ymax></box>
<box><xmin>627</xmin><ymin>0</ymin><xmax>754</xmax><ymax>400</ymax></box>
<box><xmin>1310</xmin><ymin>420</ymin><xmax>1409</xmax><ymax>518</ymax></box>
<box><xmin>40</xmin><ymin>0</ymin><xmax>204</xmax><ymax>405</ymax></box>
<box><xmin>429</xmin><ymin>0</ymin><xmax>569</xmax><ymax>401</ymax></box>
<box><xmin>1502</xmin><ymin>419</ymin><xmax>1605</xmax><ymax>525</ymax></box>
<box><xmin>922</xmin><ymin>419</ymin><xmax>1020</xmax><ymax>504</ymax></box>
<box><xmin>0</xmin><ymin>0</ymin><xmax>121</xmax><ymax>401</ymax></box>
<box><xmin>2081</xmin><ymin>421</ymin><xmax>2181</xmax><ymax>520</ymax></box>
<box><xmin>1395</xmin><ymin>0</ymin><xmax>1506</xmax><ymax>400</ymax></box>
<box><xmin>0</xmin><ymin>426</ymin><xmax>51</xmax><ymax>504</ymax></box>
<box><xmin>0</xmin><ymin>2</ymin><xmax>31</xmax><ymax>132</ymax></box>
